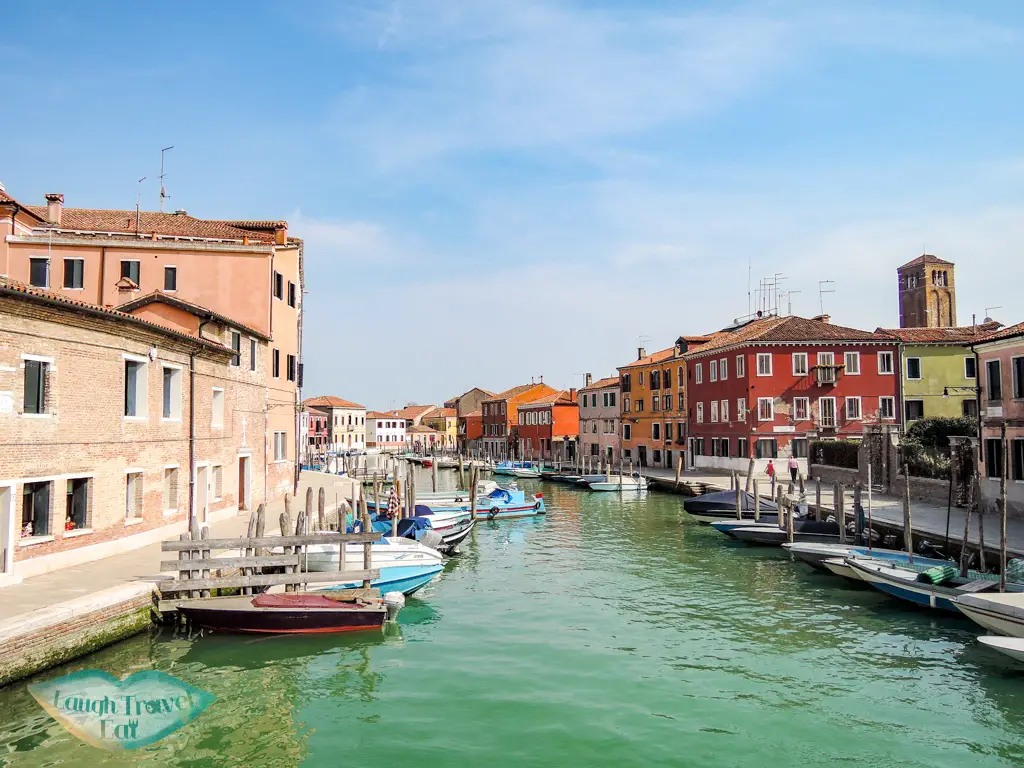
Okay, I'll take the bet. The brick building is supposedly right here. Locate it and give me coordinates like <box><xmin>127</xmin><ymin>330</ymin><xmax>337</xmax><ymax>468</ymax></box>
<box><xmin>0</xmin><ymin>187</ymin><xmax>302</xmax><ymax>501</ymax></box>
<box><xmin>0</xmin><ymin>280</ymin><xmax>269</xmax><ymax>585</ymax></box>
<box><xmin>898</xmin><ymin>254</ymin><xmax>956</xmax><ymax>329</ymax></box>
<box><xmin>516</xmin><ymin>390</ymin><xmax>579</xmax><ymax>462</ymax></box>
<box><xmin>578</xmin><ymin>374</ymin><xmax>621</xmax><ymax>463</ymax></box>
<box><xmin>684</xmin><ymin>314</ymin><xmax>899</xmax><ymax>475</ymax></box>
<box><xmin>480</xmin><ymin>382</ymin><xmax>557</xmax><ymax>459</ymax></box>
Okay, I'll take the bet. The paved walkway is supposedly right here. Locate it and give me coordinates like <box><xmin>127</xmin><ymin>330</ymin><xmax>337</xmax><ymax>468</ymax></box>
<box><xmin>0</xmin><ymin>472</ymin><xmax>356</xmax><ymax>622</ymax></box>
<box><xmin>644</xmin><ymin>467</ymin><xmax>1024</xmax><ymax>557</ymax></box>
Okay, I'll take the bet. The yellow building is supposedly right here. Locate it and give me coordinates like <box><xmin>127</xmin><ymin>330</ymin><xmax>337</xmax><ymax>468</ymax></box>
<box><xmin>422</xmin><ymin>408</ymin><xmax>458</xmax><ymax>451</ymax></box>
<box><xmin>877</xmin><ymin>324</ymin><xmax>1000</xmax><ymax>423</ymax></box>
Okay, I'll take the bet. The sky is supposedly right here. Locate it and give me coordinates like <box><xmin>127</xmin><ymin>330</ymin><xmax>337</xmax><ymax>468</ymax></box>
<box><xmin>3</xmin><ymin>1</ymin><xmax>1023</xmax><ymax>409</ymax></box>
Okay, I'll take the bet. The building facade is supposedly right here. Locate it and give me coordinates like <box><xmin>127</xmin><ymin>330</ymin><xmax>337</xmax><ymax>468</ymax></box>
<box><xmin>516</xmin><ymin>390</ymin><xmax>579</xmax><ymax>461</ymax></box>
<box><xmin>422</xmin><ymin>408</ymin><xmax>457</xmax><ymax>451</ymax></box>
<box><xmin>303</xmin><ymin>396</ymin><xmax>366</xmax><ymax>453</ymax></box>
<box><xmin>480</xmin><ymin>383</ymin><xmax>557</xmax><ymax>459</ymax></box>
<box><xmin>898</xmin><ymin>254</ymin><xmax>956</xmax><ymax>329</ymax></box>
<box><xmin>444</xmin><ymin>388</ymin><xmax>494</xmax><ymax>418</ymax></box>
<box><xmin>975</xmin><ymin>322</ymin><xmax>1024</xmax><ymax>518</ymax></box>
<box><xmin>684</xmin><ymin>315</ymin><xmax>900</xmax><ymax>474</ymax></box>
<box><xmin>578</xmin><ymin>374</ymin><xmax>621</xmax><ymax>463</ymax></box>
<box><xmin>301</xmin><ymin>407</ymin><xmax>330</xmax><ymax>465</ymax></box>
<box><xmin>366</xmin><ymin>411</ymin><xmax>407</xmax><ymax>451</ymax></box>
<box><xmin>0</xmin><ymin>187</ymin><xmax>302</xmax><ymax>502</ymax></box>
<box><xmin>458</xmin><ymin>411</ymin><xmax>484</xmax><ymax>454</ymax></box>
<box><xmin>0</xmin><ymin>280</ymin><xmax>269</xmax><ymax>585</ymax></box>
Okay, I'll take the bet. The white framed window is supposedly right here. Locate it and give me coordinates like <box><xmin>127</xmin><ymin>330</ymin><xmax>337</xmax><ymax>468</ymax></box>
<box><xmin>720</xmin><ymin>399</ymin><xmax>729</xmax><ymax>422</ymax></box>
<box><xmin>906</xmin><ymin>357</ymin><xmax>922</xmax><ymax>380</ymax></box>
<box><xmin>878</xmin><ymin>351</ymin><xmax>894</xmax><ymax>375</ymax></box>
<box><xmin>965</xmin><ymin>356</ymin><xmax>976</xmax><ymax>380</ymax></box>
<box><xmin>120</xmin><ymin>259</ymin><xmax>141</xmax><ymax>285</ymax></box>
<box><xmin>879</xmin><ymin>396</ymin><xmax>895</xmax><ymax>420</ymax></box>
<box><xmin>164</xmin><ymin>265</ymin><xmax>177</xmax><ymax>292</ymax></box>
<box><xmin>710</xmin><ymin>360</ymin><xmax>718</xmax><ymax>382</ymax></box>
<box><xmin>737</xmin><ymin>398</ymin><xmax>746</xmax><ymax>421</ymax></box>
<box><xmin>211</xmin><ymin>387</ymin><xmax>225</xmax><ymax>428</ymax></box>
<box><xmin>22</xmin><ymin>355</ymin><xmax>51</xmax><ymax>416</ymax></box>
<box><xmin>161</xmin><ymin>365</ymin><xmax>182</xmax><ymax>420</ymax></box>
<box><xmin>638</xmin><ymin>371</ymin><xmax>644</xmax><ymax>387</ymax></box>
<box><xmin>250</xmin><ymin>338</ymin><xmax>258</xmax><ymax>372</ymax></box>
<box><xmin>696</xmin><ymin>402</ymin><xmax>704</xmax><ymax>423</ymax></box>
<box><xmin>736</xmin><ymin>355</ymin><xmax>745</xmax><ymax>377</ymax></box>
<box><xmin>622</xmin><ymin>424</ymin><xmax>631</xmax><ymax>440</ymax></box>
<box><xmin>756</xmin><ymin>353</ymin><xmax>772</xmax><ymax>376</ymax></box>
<box><xmin>844</xmin><ymin>351</ymin><xmax>861</xmax><ymax>375</ymax></box>
<box><xmin>793</xmin><ymin>397</ymin><xmax>809</xmax><ymax>421</ymax></box>
<box><xmin>819</xmin><ymin>397</ymin><xmax>837</xmax><ymax>427</ymax></box>
<box><xmin>274</xmin><ymin>431</ymin><xmax>288</xmax><ymax>461</ymax></box>
<box><xmin>212</xmin><ymin>465</ymin><xmax>224</xmax><ymax>500</ymax></box>
<box><xmin>63</xmin><ymin>258</ymin><xmax>84</xmax><ymax>289</ymax></box>
<box><xmin>757</xmin><ymin>397</ymin><xmax>774</xmax><ymax>421</ymax></box>
<box><xmin>123</xmin><ymin>354</ymin><xmax>149</xmax><ymax>419</ymax></box>
<box><xmin>126</xmin><ymin>471</ymin><xmax>144</xmax><ymax>520</ymax></box>
<box><xmin>695</xmin><ymin>363</ymin><xmax>703</xmax><ymax>384</ymax></box>
<box><xmin>29</xmin><ymin>256</ymin><xmax>50</xmax><ymax>288</ymax></box>
<box><xmin>792</xmin><ymin>352</ymin><xmax>808</xmax><ymax>376</ymax></box>
<box><xmin>845</xmin><ymin>396</ymin><xmax>862</xmax><ymax>420</ymax></box>
<box><xmin>164</xmin><ymin>466</ymin><xmax>179</xmax><ymax>513</ymax></box>
<box><xmin>719</xmin><ymin>358</ymin><xmax>727</xmax><ymax>380</ymax></box>
<box><xmin>230</xmin><ymin>332</ymin><xmax>241</xmax><ymax>367</ymax></box>
<box><xmin>710</xmin><ymin>401</ymin><xmax>719</xmax><ymax>422</ymax></box>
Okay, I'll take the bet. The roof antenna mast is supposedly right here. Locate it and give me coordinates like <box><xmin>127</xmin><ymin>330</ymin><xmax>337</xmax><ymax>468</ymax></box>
<box><xmin>159</xmin><ymin>145</ymin><xmax>174</xmax><ymax>212</ymax></box>
<box><xmin>818</xmin><ymin>279</ymin><xmax>835</xmax><ymax>316</ymax></box>
<box><xmin>135</xmin><ymin>176</ymin><xmax>147</xmax><ymax>236</ymax></box>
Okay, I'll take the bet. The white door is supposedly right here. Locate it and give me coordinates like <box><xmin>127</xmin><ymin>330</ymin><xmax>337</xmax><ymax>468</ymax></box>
<box><xmin>238</xmin><ymin>456</ymin><xmax>251</xmax><ymax>511</ymax></box>
<box><xmin>196</xmin><ymin>466</ymin><xmax>209</xmax><ymax>523</ymax></box>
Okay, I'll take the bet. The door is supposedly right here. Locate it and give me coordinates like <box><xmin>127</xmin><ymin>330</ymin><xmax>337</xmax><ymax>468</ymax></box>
<box><xmin>688</xmin><ymin>438</ymin><xmax>696</xmax><ymax>469</ymax></box>
<box><xmin>196</xmin><ymin>466</ymin><xmax>209</xmax><ymax>523</ymax></box>
<box><xmin>237</xmin><ymin>456</ymin><xmax>251</xmax><ymax>511</ymax></box>
<box><xmin>638</xmin><ymin>446</ymin><xmax>648</xmax><ymax>467</ymax></box>
<box><xmin>0</xmin><ymin>486</ymin><xmax>11</xmax><ymax>576</ymax></box>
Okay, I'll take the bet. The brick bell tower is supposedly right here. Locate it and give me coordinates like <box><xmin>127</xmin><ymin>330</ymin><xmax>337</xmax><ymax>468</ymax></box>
<box><xmin>897</xmin><ymin>254</ymin><xmax>956</xmax><ymax>328</ymax></box>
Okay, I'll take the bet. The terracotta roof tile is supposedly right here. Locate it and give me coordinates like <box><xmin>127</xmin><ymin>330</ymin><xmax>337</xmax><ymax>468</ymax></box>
<box><xmin>395</xmin><ymin>404</ymin><xmax>438</xmax><ymax>420</ymax></box>
<box><xmin>24</xmin><ymin>206</ymin><xmax>276</xmax><ymax>243</ymax></box>
<box><xmin>117</xmin><ymin>292</ymin><xmax>271</xmax><ymax>341</ymax></box>
<box><xmin>408</xmin><ymin>424</ymin><xmax>441</xmax><ymax>433</ymax></box>
<box><xmin>432</xmin><ymin>407</ymin><xmax>457</xmax><ymax>417</ymax></box>
<box><xmin>899</xmin><ymin>254</ymin><xmax>954</xmax><ymax>269</ymax></box>
<box><xmin>303</xmin><ymin>396</ymin><xmax>366</xmax><ymax>409</ymax></box>
<box><xmin>367</xmin><ymin>410</ymin><xmax>401</xmax><ymax>419</ymax></box>
<box><xmin>618</xmin><ymin>346</ymin><xmax>676</xmax><ymax>370</ymax></box>
<box><xmin>487</xmin><ymin>383</ymin><xmax>539</xmax><ymax>401</ymax></box>
<box><xmin>518</xmin><ymin>389</ymin><xmax>577</xmax><ymax>407</ymax></box>
<box><xmin>875</xmin><ymin>322</ymin><xmax>1002</xmax><ymax>344</ymax></box>
<box><xmin>684</xmin><ymin>315</ymin><xmax>889</xmax><ymax>357</ymax></box>
<box><xmin>974</xmin><ymin>320</ymin><xmax>1024</xmax><ymax>345</ymax></box>
<box><xmin>580</xmin><ymin>376</ymin><xmax>620</xmax><ymax>391</ymax></box>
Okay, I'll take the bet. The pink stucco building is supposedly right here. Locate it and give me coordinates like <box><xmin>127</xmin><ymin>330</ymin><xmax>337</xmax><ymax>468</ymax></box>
<box><xmin>975</xmin><ymin>321</ymin><xmax>1024</xmax><ymax>517</ymax></box>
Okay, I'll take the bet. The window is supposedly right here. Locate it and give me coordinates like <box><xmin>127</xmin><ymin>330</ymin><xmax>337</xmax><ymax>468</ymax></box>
<box><xmin>120</xmin><ymin>260</ymin><xmax>141</xmax><ymax>285</ymax></box>
<box><xmin>1014</xmin><ymin>357</ymin><xmax>1024</xmax><ymax>400</ymax></box>
<box><xmin>124</xmin><ymin>357</ymin><xmax>148</xmax><ymax>418</ymax></box>
<box><xmin>651</xmin><ymin>370</ymin><xmax>661</xmax><ymax>390</ymax></box>
<box><xmin>985</xmin><ymin>439</ymin><xmax>1004</xmax><ymax>478</ymax></box>
<box><xmin>791</xmin><ymin>438</ymin><xmax>808</xmax><ymax>459</ymax></box>
<box><xmin>653</xmin><ymin>450</ymin><xmax>662</xmax><ymax>464</ymax></box>
<box><xmin>879</xmin><ymin>396</ymin><xmax>895</xmax><ymax>420</ymax></box>
<box><xmin>757</xmin><ymin>397</ymin><xmax>774</xmax><ymax>421</ymax></box>
<box><xmin>965</xmin><ymin>356</ymin><xmax>977</xmax><ymax>380</ymax></box>
<box><xmin>30</xmin><ymin>257</ymin><xmax>49</xmax><ymax>288</ymax></box>
<box><xmin>22</xmin><ymin>481</ymin><xmax>51</xmax><ymax>537</ymax></box>
<box><xmin>288</xmin><ymin>281</ymin><xmax>296</xmax><ymax>308</ymax></box>
<box><xmin>793</xmin><ymin>397</ymin><xmax>809</xmax><ymax>421</ymax></box>
<box><xmin>695</xmin><ymin>363</ymin><xmax>703</xmax><ymax>384</ymax></box>
<box><xmin>663</xmin><ymin>369</ymin><xmax>672</xmax><ymax>389</ymax></box>
<box><xmin>652</xmin><ymin>395</ymin><xmax>660</xmax><ymax>412</ymax></box>
<box><xmin>653</xmin><ymin>423</ymin><xmax>661</xmax><ymax>440</ymax></box>
<box><xmin>63</xmin><ymin>258</ymin><xmax>84</xmax><ymax>289</ymax></box>
<box><xmin>162</xmin><ymin>366</ymin><xmax>181</xmax><ymax>420</ymax></box>
<box><xmin>126</xmin><ymin>472</ymin><xmax>144</xmax><ymax>520</ymax></box>
<box><xmin>845</xmin><ymin>396</ymin><xmax>862</xmax><ymax>420</ymax></box>
<box><xmin>274</xmin><ymin>431</ymin><xmax>288</xmax><ymax>461</ymax></box>
<box><xmin>592</xmin><ymin>421</ymin><xmax>598</xmax><ymax>433</ymax></box>
<box><xmin>273</xmin><ymin>349</ymin><xmax>281</xmax><ymax>378</ymax></box>
<box><xmin>757</xmin><ymin>353</ymin><xmax>772</xmax><ymax>376</ymax></box>
<box><xmin>720</xmin><ymin>399</ymin><xmax>729</xmax><ymax>422</ymax></box>
<box><xmin>636</xmin><ymin>399</ymin><xmax>644</xmax><ymax>412</ymax></box>
<box><xmin>1013</xmin><ymin>439</ymin><xmax>1024</xmax><ymax>482</ymax></box>
<box><xmin>878</xmin><ymin>351</ymin><xmax>894</xmax><ymax>375</ymax></box>
<box><xmin>736</xmin><ymin>355</ymin><xmax>745</xmax><ymax>377</ymax></box>
<box><xmin>66</xmin><ymin>478</ymin><xmax>89</xmax><ymax>530</ymax></box>
<box><xmin>623</xmin><ymin>397</ymin><xmax>631</xmax><ymax>413</ymax></box>
<box><xmin>906</xmin><ymin>357</ymin><xmax>922</xmax><ymax>380</ymax></box>
<box><xmin>230</xmin><ymin>331</ymin><xmax>241</xmax><ymax>367</ymax></box>
<box><xmin>665</xmin><ymin>423</ymin><xmax>673</xmax><ymax>441</ymax></box>
<box><xmin>664</xmin><ymin>393</ymin><xmax>672</xmax><ymax>411</ymax></box>
<box><xmin>23</xmin><ymin>359</ymin><xmax>47</xmax><ymax>415</ymax></box>
<box><xmin>639</xmin><ymin>371</ymin><xmax>644</xmax><ymax>387</ymax></box>
<box><xmin>792</xmin><ymin>353</ymin><xmax>808</xmax><ymax>376</ymax></box>
<box><xmin>273</xmin><ymin>271</ymin><xmax>284</xmax><ymax>299</ymax></box>
<box><xmin>622</xmin><ymin>374</ymin><xmax>631</xmax><ymax>393</ymax></box>
<box><xmin>962</xmin><ymin>399</ymin><xmax>978</xmax><ymax>419</ymax></box>
<box><xmin>164</xmin><ymin>266</ymin><xmax>177</xmax><ymax>292</ymax></box>
<box><xmin>719</xmin><ymin>359</ymin><xmax>727</xmax><ymax>380</ymax></box>
<box><xmin>737</xmin><ymin>437</ymin><xmax>749</xmax><ymax>459</ymax></box>
<box><xmin>164</xmin><ymin>467</ymin><xmax>179</xmax><ymax>512</ymax></box>
<box><xmin>710</xmin><ymin>401</ymin><xmax>719</xmax><ymax>422</ymax></box>
<box><xmin>211</xmin><ymin>388</ymin><xmax>224</xmax><ymax>428</ymax></box>
<box><xmin>212</xmin><ymin>465</ymin><xmax>223</xmax><ymax>500</ymax></box>
<box><xmin>844</xmin><ymin>352</ymin><xmax>861</xmax><ymax>375</ymax></box>
<box><xmin>904</xmin><ymin>400</ymin><xmax>924</xmax><ymax>421</ymax></box>
<box><xmin>250</xmin><ymin>339</ymin><xmax>258</xmax><ymax>371</ymax></box>
<box><xmin>710</xmin><ymin>360</ymin><xmax>718</xmax><ymax>382</ymax></box>
<box><xmin>287</xmin><ymin>354</ymin><xmax>297</xmax><ymax>382</ymax></box>
<box><xmin>623</xmin><ymin>424</ymin><xmax>632</xmax><ymax>441</ymax></box>
<box><xmin>608</xmin><ymin>392</ymin><xmax>616</xmax><ymax>408</ymax></box>
<box><xmin>986</xmin><ymin>360</ymin><xmax>1002</xmax><ymax>401</ymax></box>
<box><xmin>756</xmin><ymin>438</ymin><xmax>778</xmax><ymax>459</ymax></box>
<box><xmin>696</xmin><ymin>402</ymin><xmax>704</xmax><ymax>423</ymax></box>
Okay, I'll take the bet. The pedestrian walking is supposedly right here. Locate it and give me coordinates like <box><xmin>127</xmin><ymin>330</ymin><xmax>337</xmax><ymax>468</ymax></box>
<box><xmin>788</xmin><ymin>455</ymin><xmax>799</xmax><ymax>484</ymax></box>
<box><xmin>765</xmin><ymin>459</ymin><xmax>776</xmax><ymax>494</ymax></box>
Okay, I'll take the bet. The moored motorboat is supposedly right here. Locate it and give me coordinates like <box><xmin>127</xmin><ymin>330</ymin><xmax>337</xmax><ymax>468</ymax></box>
<box><xmin>683</xmin><ymin>490</ymin><xmax>780</xmax><ymax>525</ymax></box>
<box><xmin>953</xmin><ymin>592</ymin><xmax>1024</xmax><ymax>637</ymax></box>
<box><xmin>177</xmin><ymin>592</ymin><xmax>394</xmax><ymax>634</ymax></box>
<box><xmin>977</xmin><ymin>635</ymin><xmax>1024</xmax><ymax>665</ymax></box>
<box><xmin>511</xmin><ymin>466</ymin><xmax>542</xmax><ymax>478</ymax></box>
<box><xmin>494</xmin><ymin>460</ymin><xmax>539</xmax><ymax>476</ymax></box>
<box><xmin>398</xmin><ymin>515</ymin><xmax>475</xmax><ymax>554</ymax></box>
<box><xmin>729</xmin><ymin>519</ymin><xmax>840</xmax><ymax>546</ymax></box>
<box><xmin>585</xmin><ymin>474</ymin><xmax>649</xmax><ymax>492</ymax></box>
<box><xmin>845</xmin><ymin>559</ymin><xmax>1023</xmax><ymax>613</ymax></box>
<box><xmin>710</xmin><ymin>518</ymin><xmax>781</xmax><ymax>538</ymax></box>
<box><xmin>783</xmin><ymin>542</ymin><xmax>952</xmax><ymax>572</ymax></box>
<box><xmin>304</xmin><ymin>537</ymin><xmax>446</xmax><ymax>595</ymax></box>
<box><xmin>417</xmin><ymin>487</ymin><xmax>546</xmax><ymax>520</ymax></box>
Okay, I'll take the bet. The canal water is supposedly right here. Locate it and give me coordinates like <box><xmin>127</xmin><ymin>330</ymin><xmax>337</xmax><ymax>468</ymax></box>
<box><xmin>2</xmin><ymin>475</ymin><xmax>1023</xmax><ymax>766</ymax></box>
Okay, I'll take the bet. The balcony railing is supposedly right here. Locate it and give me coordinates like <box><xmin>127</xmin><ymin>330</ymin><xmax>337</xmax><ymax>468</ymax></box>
<box><xmin>812</xmin><ymin>365</ymin><xmax>842</xmax><ymax>386</ymax></box>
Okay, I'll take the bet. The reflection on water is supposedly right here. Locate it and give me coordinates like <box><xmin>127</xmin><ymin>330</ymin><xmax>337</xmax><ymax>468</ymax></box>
<box><xmin>1</xmin><ymin>470</ymin><xmax>1024</xmax><ymax>767</ymax></box>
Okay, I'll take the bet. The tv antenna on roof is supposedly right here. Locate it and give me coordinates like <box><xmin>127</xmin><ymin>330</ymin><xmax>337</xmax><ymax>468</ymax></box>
<box><xmin>159</xmin><ymin>145</ymin><xmax>174</xmax><ymax>212</ymax></box>
<box><xmin>818</xmin><ymin>280</ymin><xmax>835</xmax><ymax>315</ymax></box>
<box><xmin>135</xmin><ymin>176</ymin><xmax>147</xmax><ymax>236</ymax></box>
<box><xmin>984</xmin><ymin>305</ymin><xmax>1002</xmax><ymax>322</ymax></box>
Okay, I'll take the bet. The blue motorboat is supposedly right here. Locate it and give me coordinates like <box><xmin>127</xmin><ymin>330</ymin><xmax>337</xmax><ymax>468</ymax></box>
<box><xmin>493</xmin><ymin>460</ymin><xmax>540</xmax><ymax>476</ymax></box>
<box><xmin>304</xmin><ymin>536</ymin><xmax>446</xmax><ymax>595</ymax></box>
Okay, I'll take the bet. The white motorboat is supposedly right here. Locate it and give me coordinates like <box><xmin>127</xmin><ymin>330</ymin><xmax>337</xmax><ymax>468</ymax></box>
<box><xmin>821</xmin><ymin>557</ymin><xmax>862</xmax><ymax>582</ymax></box>
<box><xmin>954</xmin><ymin>592</ymin><xmax>1024</xmax><ymax>638</ymax></box>
<box><xmin>302</xmin><ymin>536</ymin><xmax>446</xmax><ymax>595</ymax></box>
<box><xmin>585</xmin><ymin>475</ymin><xmax>648</xmax><ymax>492</ymax></box>
<box><xmin>510</xmin><ymin>467</ymin><xmax>542</xmax><ymax>478</ymax></box>
<box><xmin>978</xmin><ymin>635</ymin><xmax>1024</xmax><ymax>665</ymax></box>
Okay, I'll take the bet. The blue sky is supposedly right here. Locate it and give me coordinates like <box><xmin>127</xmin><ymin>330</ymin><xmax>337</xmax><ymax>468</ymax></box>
<box><xmin>3</xmin><ymin>1</ymin><xmax>1023</xmax><ymax>408</ymax></box>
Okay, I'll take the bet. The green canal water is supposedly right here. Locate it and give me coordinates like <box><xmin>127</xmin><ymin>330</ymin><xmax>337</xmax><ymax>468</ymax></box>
<box><xmin>2</xmin><ymin>478</ymin><xmax>1024</xmax><ymax>766</ymax></box>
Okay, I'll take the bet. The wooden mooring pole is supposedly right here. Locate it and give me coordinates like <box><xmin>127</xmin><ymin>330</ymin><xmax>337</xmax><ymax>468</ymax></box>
<box><xmin>902</xmin><ymin>466</ymin><xmax>914</xmax><ymax>565</ymax></box>
<box><xmin>753</xmin><ymin>479</ymin><xmax>760</xmax><ymax>521</ymax></box>
<box><xmin>1000</xmin><ymin>423</ymin><xmax>1009</xmax><ymax>592</ymax></box>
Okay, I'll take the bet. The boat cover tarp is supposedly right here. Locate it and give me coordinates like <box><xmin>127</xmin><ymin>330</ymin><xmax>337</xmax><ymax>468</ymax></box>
<box><xmin>252</xmin><ymin>594</ymin><xmax>361</xmax><ymax>609</ymax></box>
<box><xmin>683</xmin><ymin>490</ymin><xmax>779</xmax><ymax>514</ymax></box>
<box><xmin>917</xmin><ymin>565</ymin><xmax>958</xmax><ymax>585</ymax></box>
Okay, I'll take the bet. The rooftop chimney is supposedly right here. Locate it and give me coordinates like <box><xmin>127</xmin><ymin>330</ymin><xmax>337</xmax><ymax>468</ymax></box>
<box><xmin>637</xmin><ymin>347</ymin><xmax>646</xmax><ymax>360</ymax></box>
<box><xmin>812</xmin><ymin>314</ymin><xmax>831</xmax><ymax>324</ymax></box>
<box><xmin>569</xmin><ymin>387</ymin><xmax>577</xmax><ymax>401</ymax></box>
<box><xmin>584</xmin><ymin>372</ymin><xmax>593</xmax><ymax>386</ymax></box>
<box><xmin>44</xmin><ymin>193</ymin><xmax>63</xmax><ymax>225</ymax></box>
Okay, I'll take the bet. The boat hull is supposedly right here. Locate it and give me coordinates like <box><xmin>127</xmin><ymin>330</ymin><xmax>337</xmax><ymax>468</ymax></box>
<box><xmin>710</xmin><ymin>520</ymin><xmax>780</xmax><ymax>538</ymax></box>
<box><xmin>954</xmin><ymin>593</ymin><xmax>1024</xmax><ymax>638</ymax></box>
<box><xmin>178</xmin><ymin>596</ymin><xmax>387</xmax><ymax>634</ymax></box>
<box><xmin>322</xmin><ymin>564</ymin><xmax>445</xmax><ymax>596</ymax></box>
<box><xmin>978</xmin><ymin>636</ymin><xmax>1024</xmax><ymax>664</ymax></box>
<box><xmin>729</xmin><ymin>523</ymin><xmax>840</xmax><ymax>547</ymax></box>
<box><xmin>586</xmin><ymin>480</ymin><xmax>647</xmax><ymax>492</ymax></box>
<box><xmin>846</xmin><ymin>560</ymin><xmax>960</xmax><ymax>612</ymax></box>
<box><xmin>821</xmin><ymin>557</ymin><xmax>862</xmax><ymax>582</ymax></box>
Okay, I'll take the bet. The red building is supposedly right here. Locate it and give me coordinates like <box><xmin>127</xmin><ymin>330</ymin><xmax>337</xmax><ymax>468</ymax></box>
<box><xmin>683</xmin><ymin>315</ymin><xmax>899</xmax><ymax>474</ymax></box>
<box><xmin>516</xmin><ymin>390</ymin><xmax>579</xmax><ymax>462</ymax></box>
<box><xmin>458</xmin><ymin>410</ymin><xmax>484</xmax><ymax>453</ymax></box>
<box><xmin>481</xmin><ymin>382</ymin><xmax>556</xmax><ymax>458</ymax></box>
<box><xmin>303</xmin><ymin>406</ymin><xmax>329</xmax><ymax>461</ymax></box>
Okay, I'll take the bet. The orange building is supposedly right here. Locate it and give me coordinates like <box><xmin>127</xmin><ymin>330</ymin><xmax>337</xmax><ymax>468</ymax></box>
<box><xmin>480</xmin><ymin>382</ymin><xmax>557</xmax><ymax>459</ymax></box>
<box><xmin>516</xmin><ymin>390</ymin><xmax>579</xmax><ymax>462</ymax></box>
<box><xmin>458</xmin><ymin>410</ymin><xmax>484</xmax><ymax>453</ymax></box>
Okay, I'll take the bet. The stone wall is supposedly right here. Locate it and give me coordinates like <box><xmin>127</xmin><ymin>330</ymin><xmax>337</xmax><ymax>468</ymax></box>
<box><xmin>890</xmin><ymin>474</ymin><xmax>954</xmax><ymax>507</ymax></box>
<box><xmin>809</xmin><ymin>464</ymin><xmax>860</xmax><ymax>487</ymax></box>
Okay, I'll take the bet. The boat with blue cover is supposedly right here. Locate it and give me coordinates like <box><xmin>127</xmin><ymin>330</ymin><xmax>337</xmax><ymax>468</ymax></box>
<box><xmin>418</xmin><ymin>486</ymin><xmax>546</xmax><ymax>520</ymax></box>
<box><xmin>494</xmin><ymin>460</ymin><xmax>540</xmax><ymax>476</ymax></box>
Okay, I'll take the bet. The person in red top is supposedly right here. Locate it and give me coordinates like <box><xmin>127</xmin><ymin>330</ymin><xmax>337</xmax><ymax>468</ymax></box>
<box><xmin>764</xmin><ymin>459</ymin><xmax>776</xmax><ymax>494</ymax></box>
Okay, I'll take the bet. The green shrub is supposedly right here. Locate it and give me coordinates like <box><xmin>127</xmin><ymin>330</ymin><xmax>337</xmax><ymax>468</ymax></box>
<box><xmin>900</xmin><ymin>416</ymin><xmax>977</xmax><ymax>480</ymax></box>
<box><xmin>810</xmin><ymin>439</ymin><xmax>859</xmax><ymax>469</ymax></box>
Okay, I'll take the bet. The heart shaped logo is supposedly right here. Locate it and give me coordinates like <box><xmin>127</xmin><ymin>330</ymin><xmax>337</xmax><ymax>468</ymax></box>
<box><xmin>28</xmin><ymin>669</ymin><xmax>215</xmax><ymax>751</ymax></box>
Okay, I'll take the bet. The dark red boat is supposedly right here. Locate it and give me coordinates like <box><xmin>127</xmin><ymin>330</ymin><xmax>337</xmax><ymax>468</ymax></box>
<box><xmin>177</xmin><ymin>593</ymin><xmax>388</xmax><ymax>634</ymax></box>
